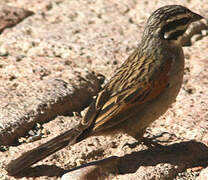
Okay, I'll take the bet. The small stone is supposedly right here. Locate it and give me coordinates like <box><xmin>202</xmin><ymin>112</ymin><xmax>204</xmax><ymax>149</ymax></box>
<box><xmin>0</xmin><ymin>145</ymin><xmax>9</xmax><ymax>151</ymax></box>
<box><xmin>113</xmin><ymin>60</ymin><xmax>118</xmax><ymax>65</ymax></box>
<box><xmin>64</xmin><ymin>60</ymin><xmax>72</xmax><ymax>65</ymax></box>
<box><xmin>28</xmin><ymin>130</ymin><xmax>35</xmax><ymax>136</ymax></box>
<box><xmin>61</xmin><ymin>52</ymin><xmax>70</xmax><ymax>58</ymax></box>
<box><xmin>0</xmin><ymin>47</ymin><xmax>9</xmax><ymax>56</ymax></box>
<box><xmin>18</xmin><ymin>137</ymin><xmax>26</xmax><ymax>143</ymax></box>
<box><xmin>22</xmin><ymin>42</ymin><xmax>32</xmax><ymax>52</ymax></box>
<box><xmin>15</xmin><ymin>55</ymin><xmax>25</xmax><ymax>62</ymax></box>
<box><xmin>36</xmin><ymin>123</ymin><xmax>41</xmax><ymax>129</ymax></box>
<box><xmin>201</xmin><ymin>29</ymin><xmax>208</xmax><ymax>36</ymax></box>
<box><xmin>75</xmin><ymin>158</ymin><xmax>85</xmax><ymax>166</ymax></box>
<box><xmin>27</xmin><ymin>134</ymin><xmax>41</xmax><ymax>142</ymax></box>
<box><xmin>42</xmin><ymin>128</ymin><xmax>50</xmax><ymax>136</ymax></box>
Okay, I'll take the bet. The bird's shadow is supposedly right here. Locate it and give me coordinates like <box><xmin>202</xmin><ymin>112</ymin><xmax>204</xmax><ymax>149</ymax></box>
<box><xmin>13</xmin><ymin>140</ymin><xmax>208</xmax><ymax>178</ymax></box>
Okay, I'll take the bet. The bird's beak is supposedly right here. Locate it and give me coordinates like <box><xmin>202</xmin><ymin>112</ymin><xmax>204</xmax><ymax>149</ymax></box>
<box><xmin>192</xmin><ymin>12</ymin><xmax>204</xmax><ymax>22</ymax></box>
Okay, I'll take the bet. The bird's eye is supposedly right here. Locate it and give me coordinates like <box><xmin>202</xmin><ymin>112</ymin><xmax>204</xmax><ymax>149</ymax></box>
<box><xmin>161</xmin><ymin>17</ymin><xmax>191</xmax><ymax>40</ymax></box>
<box><xmin>164</xmin><ymin>29</ymin><xmax>186</xmax><ymax>40</ymax></box>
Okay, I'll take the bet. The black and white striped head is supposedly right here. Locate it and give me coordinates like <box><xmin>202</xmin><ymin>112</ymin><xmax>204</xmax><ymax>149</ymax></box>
<box><xmin>143</xmin><ymin>5</ymin><xmax>203</xmax><ymax>44</ymax></box>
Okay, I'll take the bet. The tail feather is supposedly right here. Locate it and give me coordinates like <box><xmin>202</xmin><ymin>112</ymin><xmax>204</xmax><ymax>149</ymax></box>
<box><xmin>6</xmin><ymin>125</ymin><xmax>82</xmax><ymax>175</ymax></box>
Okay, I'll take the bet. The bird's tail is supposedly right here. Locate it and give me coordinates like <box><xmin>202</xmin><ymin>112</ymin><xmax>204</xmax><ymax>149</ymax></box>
<box><xmin>6</xmin><ymin>125</ymin><xmax>82</xmax><ymax>175</ymax></box>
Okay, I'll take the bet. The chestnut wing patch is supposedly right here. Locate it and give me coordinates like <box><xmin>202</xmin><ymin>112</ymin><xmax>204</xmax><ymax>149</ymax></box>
<box><xmin>83</xmin><ymin>59</ymin><xmax>172</xmax><ymax>133</ymax></box>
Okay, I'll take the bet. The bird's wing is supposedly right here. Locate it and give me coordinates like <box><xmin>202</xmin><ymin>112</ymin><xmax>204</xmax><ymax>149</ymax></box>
<box><xmin>81</xmin><ymin>57</ymin><xmax>172</xmax><ymax>133</ymax></box>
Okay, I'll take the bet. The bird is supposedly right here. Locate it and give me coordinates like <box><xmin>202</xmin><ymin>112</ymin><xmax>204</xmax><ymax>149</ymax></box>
<box><xmin>6</xmin><ymin>5</ymin><xmax>203</xmax><ymax>175</ymax></box>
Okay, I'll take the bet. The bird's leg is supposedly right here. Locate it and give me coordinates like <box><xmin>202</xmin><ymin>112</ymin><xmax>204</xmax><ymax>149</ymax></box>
<box><xmin>123</xmin><ymin>128</ymin><xmax>167</xmax><ymax>149</ymax></box>
<box><xmin>140</xmin><ymin>131</ymin><xmax>177</xmax><ymax>149</ymax></box>
<box><xmin>140</xmin><ymin>136</ymin><xmax>164</xmax><ymax>148</ymax></box>
<box><xmin>123</xmin><ymin>128</ymin><xmax>147</xmax><ymax>148</ymax></box>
